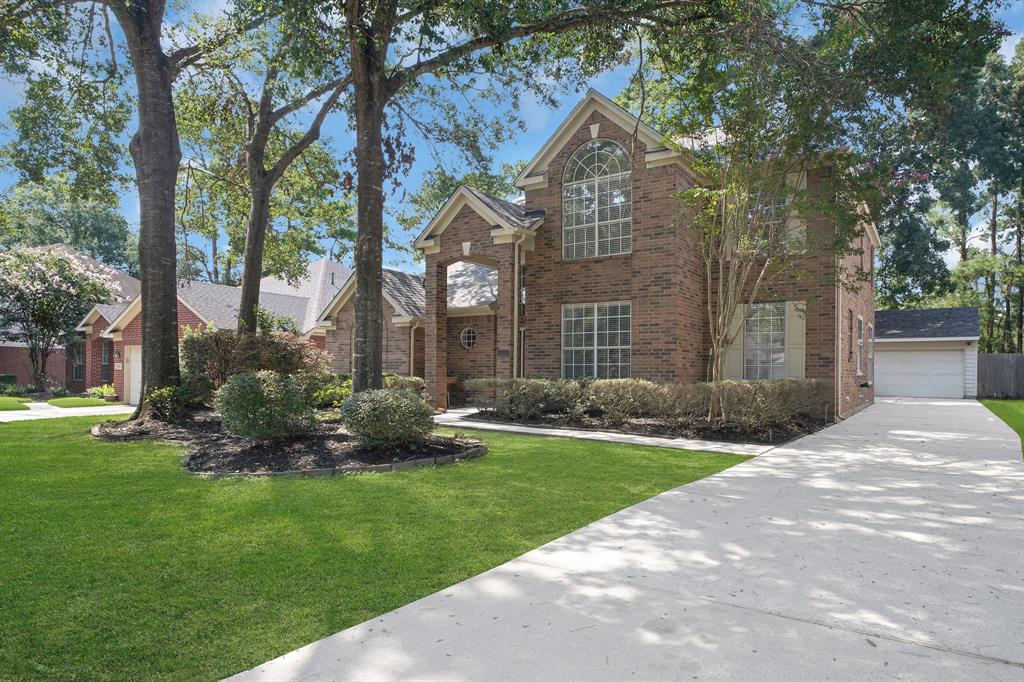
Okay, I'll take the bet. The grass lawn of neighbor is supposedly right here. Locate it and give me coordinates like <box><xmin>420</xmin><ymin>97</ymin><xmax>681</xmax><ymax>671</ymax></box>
<box><xmin>983</xmin><ymin>399</ymin><xmax>1024</xmax><ymax>454</ymax></box>
<box><xmin>0</xmin><ymin>396</ymin><xmax>31</xmax><ymax>410</ymax></box>
<box><xmin>1</xmin><ymin>416</ymin><xmax>748</xmax><ymax>680</ymax></box>
<box><xmin>47</xmin><ymin>397</ymin><xmax>122</xmax><ymax>408</ymax></box>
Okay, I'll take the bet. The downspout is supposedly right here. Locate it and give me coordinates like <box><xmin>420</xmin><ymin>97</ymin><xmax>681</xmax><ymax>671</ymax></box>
<box><xmin>835</xmin><ymin>260</ymin><xmax>843</xmax><ymax>420</ymax></box>
<box><xmin>408</xmin><ymin>321</ymin><xmax>419</xmax><ymax>376</ymax></box>
<box><xmin>511</xmin><ymin>232</ymin><xmax>529</xmax><ymax>378</ymax></box>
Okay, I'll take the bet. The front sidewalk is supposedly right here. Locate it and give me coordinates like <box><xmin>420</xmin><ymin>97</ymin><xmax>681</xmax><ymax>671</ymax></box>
<box><xmin>0</xmin><ymin>402</ymin><xmax>133</xmax><ymax>423</ymax></box>
<box><xmin>435</xmin><ymin>407</ymin><xmax>774</xmax><ymax>456</ymax></box>
<box><xmin>231</xmin><ymin>398</ymin><xmax>1023</xmax><ymax>681</ymax></box>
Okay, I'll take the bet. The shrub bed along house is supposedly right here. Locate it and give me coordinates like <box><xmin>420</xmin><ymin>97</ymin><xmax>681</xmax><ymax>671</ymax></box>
<box><xmin>463</xmin><ymin>377</ymin><xmax>832</xmax><ymax>444</ymax></box>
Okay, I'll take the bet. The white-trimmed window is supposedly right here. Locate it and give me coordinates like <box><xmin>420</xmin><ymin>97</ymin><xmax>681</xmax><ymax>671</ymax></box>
<box><xmin>867</xmin><ymin>322</ymin><xmax>874</xmax><ymax>375</ymax></box>
<box><xmin>856</xmin><ymin>316</ymin><xmax>864</xmax><ymax>375</ymax></box>
<box><xmin>561</xmin><ymin>302</ymin><xmax>631</xmax><ymax>379</ymax></box>
<box><xmin>562</xmin><ymin>139</ymin><xmax>632</xmax><ymax>260</ymax></box>
<box><xmin>71</xmin><ymin>344</ymin><xmax>84</xmax><ymax>382</ymax></box>
<box><xmin>100</xmin><ymin>340</ymin><xmax>113</xmax><ymax>382</ymax></box>
<box><xmin>744</xmin><ymin>302</ymin><xmax>785</xmax><ymax>380</ymax></box>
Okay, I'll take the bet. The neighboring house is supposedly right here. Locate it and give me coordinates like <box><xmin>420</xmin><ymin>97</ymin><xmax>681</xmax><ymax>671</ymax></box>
<box><xmin>874</xmin><ymin>307</ymin><xmax>980</xmax><ymax>399</ymax></box>
<box><xmin>76</xmin><ymin>260</ymin><xmax>349</xmax><ymax>404</ymax></box>
<box><xmin>412</xmin><ymin>89</ymin><xmax>879</xmax><ymax>416</ymax></box>
<box><xmin>0</xmin><ymin>244</ymin><xmax>140</xmax><ymax>389</ymax></box>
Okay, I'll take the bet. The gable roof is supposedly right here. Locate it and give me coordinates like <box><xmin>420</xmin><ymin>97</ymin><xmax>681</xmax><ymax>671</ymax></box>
<box><xmin>446</xmin><ymin>261</ymin><xmax>497</xmax><ymax>309</ymax></box>
<box><xmin>875</xmin><ymin>308</ymin><xmax>980</xmax><ymax>341</ymax></box>
<box><xmin>513</xmin><ymin>89</ymin><xmax>689</xmax><ymax>190</ymax></box>
<box><xmin>413</xmin><ymin>184</ymin><xmax>545</xmax><ymax>252</ymax></box>
<box><xmin>260</xmin><ymin>259</ymin><xmax>350</xmax><ymax>334</ymax></box>
<box><xmin>383</xmin><ymin>269</ymin><xmax>426</xmax><ymax>318</ymax></box>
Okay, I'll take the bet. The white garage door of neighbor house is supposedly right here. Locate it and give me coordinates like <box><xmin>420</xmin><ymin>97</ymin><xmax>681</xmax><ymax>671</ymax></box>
<box><xmin>125</xmin><ymin>345</ymin><xmax>142</xmax><ymax>405</ymax></box>
<box><xmin>875</xmin><ymin>348</ymin><xmax>964</xmax><ymax>398</ymax></box>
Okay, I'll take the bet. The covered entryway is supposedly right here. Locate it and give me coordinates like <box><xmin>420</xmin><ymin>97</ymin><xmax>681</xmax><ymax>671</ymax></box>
<box><xmin>124</xmin><ymin>345</ymin><xmax>142</xmax><ymax>405</ymax></box>
<box><xmin>875</xmin><ymin>348</ymin><xmax>965</xmax><ymax>398</ymax></box>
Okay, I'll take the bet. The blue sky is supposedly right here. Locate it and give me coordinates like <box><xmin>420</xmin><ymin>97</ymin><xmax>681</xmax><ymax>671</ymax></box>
<box><xmin>1</xmin><ymin>2</ymin><xmax>1021</xmax><ymax>274</ymax></box>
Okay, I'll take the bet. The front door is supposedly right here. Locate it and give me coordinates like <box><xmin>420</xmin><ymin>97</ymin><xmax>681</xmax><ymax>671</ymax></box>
<box><xmin>125</xmin><ymin>346</ymin><xmax>142</xmax><ymax>405</ymax></box>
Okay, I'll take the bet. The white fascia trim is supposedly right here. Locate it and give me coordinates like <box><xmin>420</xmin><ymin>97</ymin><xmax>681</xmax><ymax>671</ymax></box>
<box><xmin>315</xmin><ymin>272</ymin><xmax>357</xmax><ymax>323</ymax></box>
<box><xmin>393</xmin><ymin>315</ymin><xmax>424</xmax><ymax>328</ymax></box>
<box><xmin>514</xmin><ymin>89</ymin><xmax>668</xmax><ymax>189</ymax></box>
<box><xmin>874</xmin><ymin>337</ymin><xmax>979</xmax><ymax>343</ymax></box>
<box><xmin>413</xmin><ymin>185</ymin><xmax>533</xmax><ymax>252</ymax></box>
<box><xmin>76</xmin><ymin>306</ymin><xmax>105</xmax><ymax>332</ymax></box>
<box><xmin>101</xmin><ymin>297</ymin><xmax>142</xmax><ymax>337</ymax></box>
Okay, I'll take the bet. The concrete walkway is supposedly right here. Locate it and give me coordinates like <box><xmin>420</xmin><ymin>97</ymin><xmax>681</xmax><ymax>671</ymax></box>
<box><xmin>232</xmin><ymin>398</ymin><xmax>1024</xmax><ymax>682</ymax></box>
<box><xmin>0</xmin><ymin>401</ymin><xmax>133</xmax><ymax>422</ymax></box>
<box><xmin>436</xmin><ymin>407</ymin><xmax>774</xmax><ymax>456</ymax></box>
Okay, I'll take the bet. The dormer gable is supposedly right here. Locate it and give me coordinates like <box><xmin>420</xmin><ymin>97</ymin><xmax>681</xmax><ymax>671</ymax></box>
<box><xmin>514</xmin><ymin>89</ymin><xmax>694</xmax><ymax>190</ymax></box>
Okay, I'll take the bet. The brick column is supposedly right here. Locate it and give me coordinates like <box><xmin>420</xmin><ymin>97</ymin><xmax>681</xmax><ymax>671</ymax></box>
<box><xmin>493</xmin><ymin>250</ymin><xmax>515</xmax><ymax>379</ymax></box>
<box><xmin>424</xmin><ymin>259</ymin><xmax>448</xmax><ymax>408</ymax></box>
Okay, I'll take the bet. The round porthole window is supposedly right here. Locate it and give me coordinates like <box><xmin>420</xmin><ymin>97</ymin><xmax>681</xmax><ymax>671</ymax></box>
<box><xmin>460</xmin><ymin>327</ymin><xmax>477</xmax><ymax>349</ymax></box>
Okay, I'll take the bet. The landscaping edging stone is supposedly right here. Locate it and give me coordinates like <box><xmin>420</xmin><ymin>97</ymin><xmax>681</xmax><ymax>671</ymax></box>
<box><xmin>181</xmin><ymin>444</ymin><xmax>487</xmax><ymax>478</ymax></box>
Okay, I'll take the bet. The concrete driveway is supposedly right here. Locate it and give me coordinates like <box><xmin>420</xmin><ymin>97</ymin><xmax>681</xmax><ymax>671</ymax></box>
<box><xmin>231</xmin><ymin>398</ymin><xmax>1024</xmax><ymax>682</ymax></box>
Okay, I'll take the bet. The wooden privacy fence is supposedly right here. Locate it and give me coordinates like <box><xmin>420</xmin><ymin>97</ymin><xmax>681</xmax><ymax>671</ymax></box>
<box><xmin>978</xmin><ymin>354</ymin><xmax>1024</xmax><ymax>399</ymax></box>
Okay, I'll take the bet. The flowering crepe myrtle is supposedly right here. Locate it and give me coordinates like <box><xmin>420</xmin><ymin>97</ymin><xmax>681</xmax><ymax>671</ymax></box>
<box><xmin>0</xmin><ymin>248</ymin><xmax>122</xmax><ymax>389</ymax></box>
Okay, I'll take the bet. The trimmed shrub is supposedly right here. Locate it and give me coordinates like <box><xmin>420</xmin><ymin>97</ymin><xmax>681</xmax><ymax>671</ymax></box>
<box><xmin>658</xmin><ymin>382</ymin><xmax>713</xmax><ymax>423</ymax></box>
<box><xmin>214</xmin><ymin>370</ymin><xmax>316</xmax><ymax>442</ymax></box>
<box><xmin>341</xmin><ymin>389</ymin><xmax>434</xmax><ymax>447</ymax></box>
<box><xmin>180</xmin><ymin>326</ymin><xmax>238</xmax><ymax>387</ymax></box>
<box><xmin>86</xmin><ymin>383</ymin><xmax>116</xmax><ymax>399</ymax></box>
<box><xmin>587</xmin><ymin>379</ymin><xmax>663</xmax><ymax>424</ymax></box>
<box><xmin>384</xmin><ymin>373</ymin><xmax>426</xmax><ymax>395</ymax></box>
<box><xmin>0</xmin><ymin>382</ymin><xmax>30</xmax><ymax>397</ymax></box>
<box><xmin>710</xmin><ymin>379</ymin><xmax>831</xmax><ymax>430</ymax></box>
<box><xmin>313</xmin><ymin>374</ymin><xmax>353</xmax><ymax>408</ymax></box>
<box><xmin>148</xmin><ymin>386</ymin><xmax>191</xmax><ymax>423</ymax></box>
<box><xmin>232</xmin><ymin>332</ymin><xmax>330</xmax><ymax>376</ymax></box>
<box><xmin>464</xmin><ymin>378</ymin><xmax>588</xmax><ymax>420</ymax></box>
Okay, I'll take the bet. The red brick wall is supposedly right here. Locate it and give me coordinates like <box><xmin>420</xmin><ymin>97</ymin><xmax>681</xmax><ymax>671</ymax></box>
<box><xmin>836</xmin><ymin>232</ymin><xmax>875</xmax><ymax>417</ymax></box>
<box><xmin>520</xmin><ymin>109</ymin><xmax>706</xmax><ymax>384</ymax></box>
<box><xmin>324</xmin><ymin>295</ymin><xmax>418</xmax><ymax>376</ymax></box>
<box><xmin>446</xmin><ymin>315</ymin><xmax>496</xmax><ymax>380</ymax></box>
<box><xmin>0</xmin><ymin>345</ymin><xmax>66</xmax><ymax>386</ymax></box>
<box><xmin>113</xmin><ymin>302</ymin><xmax>204</xmax><ymax>401</ymax></box>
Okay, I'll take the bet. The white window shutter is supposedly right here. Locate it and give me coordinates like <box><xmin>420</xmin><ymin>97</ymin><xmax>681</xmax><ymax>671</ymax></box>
<box><xmin>785</xmin><ymin>301</ymin><xmax>806</xmax><ymax>378</ymax></box>
<box><xmin>723</xmin><ymin>304</ymin><xmax>747</xmax><ymax>380</ymax></box>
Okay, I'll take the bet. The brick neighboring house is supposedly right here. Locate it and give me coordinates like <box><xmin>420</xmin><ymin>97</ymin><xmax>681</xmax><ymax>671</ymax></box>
<box><xmin>75</xmin><ymin>260</ymin><xmax>350</xmax><ymax>403</ymax></box>
<box><xmin>411</xmin><ymin>89</ymin><xmax>879</xmax><ymax>417</ymax></box>
<box><xmin>0</xmin><ymin>244</ymin><xmax>141</xmax><ymax>390</ymax></box>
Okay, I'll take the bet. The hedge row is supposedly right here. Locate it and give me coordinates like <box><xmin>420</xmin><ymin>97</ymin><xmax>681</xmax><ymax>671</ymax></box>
<box><xmin>463</xmin><ymin>377</ymin><xmax>831</xmax><ymax>429</ymax></box>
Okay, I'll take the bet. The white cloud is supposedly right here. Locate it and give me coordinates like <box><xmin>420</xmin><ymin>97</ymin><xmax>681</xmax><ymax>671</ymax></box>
<box><xmin>999</xmin><ymin>32</ymin><xmax>1021</xmax><ymax>61</ymax></box>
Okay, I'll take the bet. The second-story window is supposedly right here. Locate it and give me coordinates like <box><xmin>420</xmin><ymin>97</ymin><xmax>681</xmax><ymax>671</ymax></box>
<box><xmin>562</xmin><ymin>139</ymin><xmax>632</xmax><ymax>260</ymax></box>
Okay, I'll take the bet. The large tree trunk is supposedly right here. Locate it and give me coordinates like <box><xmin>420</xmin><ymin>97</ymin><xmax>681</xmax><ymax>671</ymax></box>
<box><xmin>350</xmin><ymin>43</ymin><xmax>387</xmax><ymax>393</ymax></box>
<box><xmin>1017</xmin><ymin>184</ymin><xmax>1023</xmax><ymax>353</ymax></box>
<box><xmin>237</xmin><ymin>177</ymin><xmax>272</xmax><ymax>333</ymax></box>
<box><xmin>985</xmin><ymin>188</ymin><xmax>998</xmax><ymax>352</ymax></box>
<box><xmin>116</xmin><ymin>1</ymin><xmax>182</xmax><ymax>413</ymax></box>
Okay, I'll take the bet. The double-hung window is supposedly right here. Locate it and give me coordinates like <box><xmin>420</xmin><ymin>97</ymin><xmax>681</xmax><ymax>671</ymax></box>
<box><xmin>562</xmin><ymin>139</ymin><xmax>632</xmax><ymax>260</ymax></box>
<box><xmin>561</xmin><ymin>302</ymin><xmax>631</xmax><ymax>379</ymax></box>
<box><xmin>867</xmin><ymin>322</ymin><xmax>874</xmax><ymax>376</ymax></box>
<box><xmin>856</xmin><ymin>316</ymin><xmax>864</xmax><ymax>375</ymax></box>
<box><xmin>743</xmin><ymin>302</ymin><xmax>786</xmax><ymax>380</ymax></box>
<box><xmin>72</xmin><ymin>345</ymin><xmax>85</xmax><ymax>382</ymax></box>
<box><xmin>100</xmin><ymin>340</ymin><xmax>113</xmax><ymax>383</ymax></box>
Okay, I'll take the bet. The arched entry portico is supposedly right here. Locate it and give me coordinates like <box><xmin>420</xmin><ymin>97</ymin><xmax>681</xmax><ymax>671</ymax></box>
<box><xmin>415</xmin><ymin>185</ymin><xmax>543</xmax><ymax>408</ymax></box>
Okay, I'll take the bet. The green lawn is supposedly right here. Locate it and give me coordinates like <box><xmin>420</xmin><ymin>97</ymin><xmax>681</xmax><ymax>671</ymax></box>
<box><xmin>47</xmin><ymin>396</ymin><xmax>121</xmax><ymax>408</ymax></box>
<box><xmin>983</xmin><ymin>399</ymin><xmax>1024</xmax><ymax>454</ymax></box>
<box><xmin>0</xmin><ymin>417</ymin><xmax>747</xmax><ymax>680</ymax></box>
<box><xmin>0</xmin><ymin>396</ymin><xmax>31</xmax><ymax>410</ymax></box>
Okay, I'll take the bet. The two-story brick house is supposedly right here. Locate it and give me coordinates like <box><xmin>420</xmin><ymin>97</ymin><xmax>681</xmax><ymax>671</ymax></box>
<box><xmin>413</xmin><ymin>89</ymin><xmax>878</xmax><ymax>417</ymax></box>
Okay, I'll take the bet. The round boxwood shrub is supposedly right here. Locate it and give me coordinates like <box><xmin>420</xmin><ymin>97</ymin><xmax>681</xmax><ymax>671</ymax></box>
<box><xmin>214</xmin><ymin>370</ymin><xmax>315</xmax><ymax>442</ymax></box>
<box><xmin>341</xmin><ymin>389</ymin><xmax>434</xmax><ymax>447</ymax></box>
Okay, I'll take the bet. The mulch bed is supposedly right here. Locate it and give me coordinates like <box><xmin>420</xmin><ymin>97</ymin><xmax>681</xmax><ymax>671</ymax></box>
<box><xmin>94</xmin><ymin>407</ymin><xmax>484</xmax><ymax>475</ymax></box>
<box><xmin>462</xmin><ymin>410</ymin><xmax>827</xmax><ymax>445</ymax></box>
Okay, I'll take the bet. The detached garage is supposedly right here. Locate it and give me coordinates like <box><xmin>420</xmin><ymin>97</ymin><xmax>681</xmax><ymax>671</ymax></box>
<box><xmin>874</xmin><ymin>308</ymin><xmax>979</xmax><ymax>399</ymax></box>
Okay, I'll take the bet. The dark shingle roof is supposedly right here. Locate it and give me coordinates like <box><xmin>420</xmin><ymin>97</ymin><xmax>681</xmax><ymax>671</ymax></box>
<box><xmin>95</xmin><ymin>302</ymin><xmax>130</xmax><ymax>322</ymax></box>
<box><xmin>463</xmin><ymin>185</ymin><xmax>544</xmax><ymax>229</ymax></box>
<box><xmin>176</xmin><ymin>281</ymin><xmax>310</xmax><ymax>332</ymax></box>
<box><xmin>875</xmin><ymin>307</ymin><xmax>980</xmax><ymax>340</ymax></box>
<box><xmin>383</xmin><ymin>269</ymin><xmax>426</xmax><ymax>318</ymax></box>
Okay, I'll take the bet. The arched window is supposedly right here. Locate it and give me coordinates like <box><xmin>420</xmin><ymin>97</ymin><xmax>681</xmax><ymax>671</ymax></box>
<box><xmin>459</xmin><ymin>327</ymin><xmax>477</xmax><ymax>349</ymax></box>
<box><xmin>562</xmin><ymin>139</ymin><xmax>632</xmax><ymax>260</ymax></box>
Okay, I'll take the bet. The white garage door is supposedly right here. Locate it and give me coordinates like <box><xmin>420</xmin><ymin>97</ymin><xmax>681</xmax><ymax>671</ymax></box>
<box><xmin>875</xmin><ymin>348</ymin><xmax>964</xmax><ymax>398</ymax></box>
